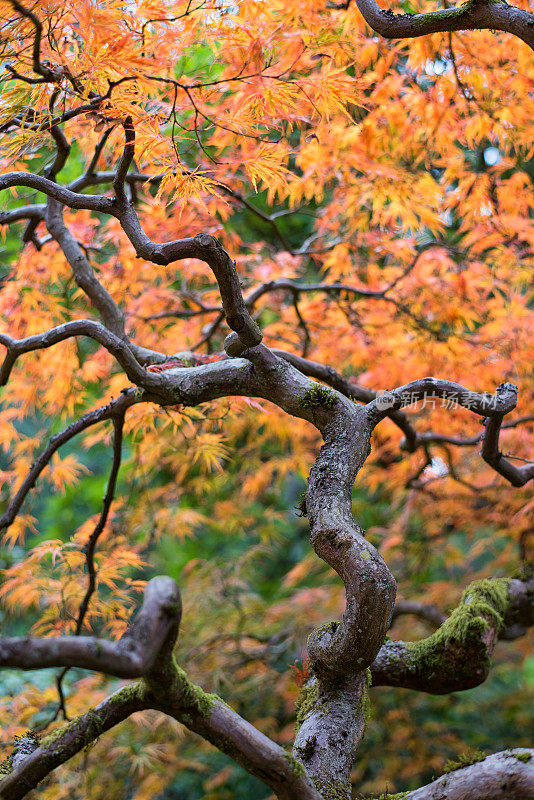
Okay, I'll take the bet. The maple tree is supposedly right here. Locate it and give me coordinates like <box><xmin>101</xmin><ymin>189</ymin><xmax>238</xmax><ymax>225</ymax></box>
<box><xmin>0</xmin><ymin>0</ymin><xmax>533</xmax><ymax>797</ymax></box>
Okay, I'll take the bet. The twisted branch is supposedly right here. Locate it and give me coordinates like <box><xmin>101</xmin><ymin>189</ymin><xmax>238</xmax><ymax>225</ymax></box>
<box><xmin>0</xmin><ymin>576</ymin><xmax>182</xmax><ymax>676</ymax></box>
<box><xmin>347</xmin><ymin>0</ymin><xmax>534</xmax><ymax>51</ymax></box>
<box><xmin>371</xmin><ymin>576</ymin><xmax>534</xmax><ymax>693</ymax></box>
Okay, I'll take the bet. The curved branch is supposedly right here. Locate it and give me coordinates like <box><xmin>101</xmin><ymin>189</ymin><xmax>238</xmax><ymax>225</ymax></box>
<box><xmin>7</xmin><ymin>1</ymin><xmax>59</xmax><ymax>81</ymax></box>
<box><xmin>371</xmin><ymin>576</ymin><xmax>534</xmax><ymax>693</ymax></box>
<box><xmin>44</xmin><ymin>125</ymin><xmax>71</xmax><ymax>182</ymax></box>
<box><xmin>273</xmin><ymin>348</ymin><xmax>418</xmax><ymax>447</ymax></box>
<box><xmin>44</xmin><ymin>198</ymin><xmax>126</xmax><ymax>336</ymax></box>
<box><xmin>0</xmin><ymin>172</ymin><xmax>114</xmax><ymax>212</ymax></box>
<box><xmin>109</xmin><ymin>125</ymin><xmax>262</xmax><ymax>354</ymax></box>
<box><xmin>368</xmin><ymin>378</ymin><xmax>532</xmax><ymax>486</ymax></box>
<box><xmin>0</xmin><ymin>683</ymin><xmax>152</xmax><ymax>800</ymax></box>
<box><xmin>401</xmin><ymin>415</ymin><xmax>534</xmax><ymax>451</ymax></box>
<box><xmin>390</xmin><ymin>599</ymin><xmax>446</xmax><ymax>628</ymax></box>
<box><xmin>0</xmin><ymin>576</ymin><xmax>181</xmax><ymax>676</ymax></box>
<box><xmin>113</xmin><ymin>117</ymin><xmax>135</xmax><ymax>204</ymax></box>
<box><xmin>403</xmin><ymin>749</ymin><xmax>534</xmax><ymax>800</ymax></box>
<box><xmin>482</xmin><ymin>412</ymin><xmax>534</xmax><ymax>487</ymax></box>
<box><xmin>0</xmin><ymin>167</ymin><xmax>262</xmax><ymax>353</ymax></box>
<box><xmin>352</xmin><ymin>0</ymin><xmax>534</xmax><ymax>51</ymax></box>
<box><xmin>146</xmin><ymin>647</ymin><xmax>322</xmax><ymax>800</ymax></box>
<box><xmin>0</xmin><ymin>320</ymin><xmax>154</xmax><ymax>386</ymax></box>
<box><xmin>368</xmin><ymin>377</ymin><xmax>518</xmax><ymax>420</ymax></box>
<box><xmin>0</xmin><ymin>204</ymin><xmax>45</xmax><ymax>226</ymax></box>
<box><xmin>0</xmin><ymin>563</ymin><xmax>320</xmax><ymax>800</ymax></box>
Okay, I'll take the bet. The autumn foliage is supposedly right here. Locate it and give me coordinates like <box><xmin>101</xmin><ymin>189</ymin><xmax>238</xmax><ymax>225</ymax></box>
<box><xmin>0</xmin><ymin>0</ymin><xmax>533</xmax><ymax>797</ymax></box>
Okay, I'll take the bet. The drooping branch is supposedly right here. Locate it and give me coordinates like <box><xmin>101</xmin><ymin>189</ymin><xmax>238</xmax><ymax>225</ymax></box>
<box><xmin>73</xmin><ymin>413</ymin><xmax>126</xmax><ymax>635</ymax></box>
<box><xmin>482</xmin><ymin>411</ymin><xmax>534</xmax><ymax>487</ymax></box>
<box><xmin>274</xmin><ymin>352</ymin><xmax>534</xmax><ymax>472</ymax></box>
<box><xmin>371</xmin><ymin>576</ymin><xmax>534</xmax><ymax>693</ymax></box>
<box><xmin>347</xmin><ymin>0</ymin><xmax>534</xmax><ymax>51</ymax></box>
<box><xmin>51</xmin><ymin>411</ymin><xmax>128</xmax><ymax>718</ymax></box>
<box><xmin>146</xmin><ymin>659</ymin><xmax>323</xmax><ymax>800</ymax></box>
<box><xmin>113</xmin><ymin>118</ymin><xmax>135</xmax><ymax>204</ymax></box>
<box><xmin>6</xmin><ymin>0</ymin><xmax>59</xmax><ymax>82</ymax></box>
<box><xmin>0</xmin><ymin>576</ymin><xmax>182</xmax><ymax>676</ymax></box>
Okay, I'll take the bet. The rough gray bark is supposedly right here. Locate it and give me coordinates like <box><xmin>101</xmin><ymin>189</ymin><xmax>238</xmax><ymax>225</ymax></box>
<box><xmin>403</xmin><ymin>749</ymin><xmax>534</xmax><ymax>800</ymax></box>
<box><xmin>348</xmin><ymin>0</ymin><xmax>534</xmax><ymax>51</ymax></box>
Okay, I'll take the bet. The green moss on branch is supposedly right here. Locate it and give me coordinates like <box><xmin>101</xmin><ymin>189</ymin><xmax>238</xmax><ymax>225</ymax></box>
<box><xmin>407</xmin><ymin>578</ymin><xmax>510</xmax><ymax>677</ymax></box>
<box><xmin>300</xmin><ymin>383</ymin><xmax>337</xmax><ymax>409</ymax></box>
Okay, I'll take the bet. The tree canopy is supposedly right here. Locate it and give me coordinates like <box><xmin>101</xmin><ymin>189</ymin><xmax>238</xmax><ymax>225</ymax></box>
<box><xmin>0</xmin><ymin>0</ymin><xmax>533</xmax><ymax>798</ymax></box>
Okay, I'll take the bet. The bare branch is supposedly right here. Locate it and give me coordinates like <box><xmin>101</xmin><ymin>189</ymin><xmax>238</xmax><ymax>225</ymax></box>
<box><xmin>44</xmin><ymin>200</ymin><xmax>126</xmax><ymax>336</ymax></box>
<box><xmin>390</xmin><ymin>599</ymin><xmax>446</xmax><ymax>629</ymax></box>
<box><xmin>401</xmin><ymin>415</ymin><xmax>534</xmax><ymax>451</ymax></box>
<box><xmin>350</xmin><ymin>0</ymin><xmax>534</xmax><ymax>51</ymax></box>
<box><xmin>273</xmin><ymin>348</ymin><xmax>419</xmax><ymax>447</ymax></box>
<box><xmin>368</xmin><ymin>377</ymin><xmax>519</xmax><ymax>421</ymax></box>
<box><xmin>0</xmin><ymin>683</ymin><xmax>152</xmax><ymax>800</ymax></box>
<box><xmin>0</xmin><ymin>320</ymin><xmax>157</xmax><ymax>386</ymax></box>
<box><xmin>90</xmin><ymin>122</ymin><xmax>259</xmax><ymax>353</ymax></box>
<box><xmin>365</xmin><ymin>378</ymin><xmax>532</xmax><ymax>486</ymax></box>
<box><xmin>0</xmin><ymin>172</ymin><xmax>114</xmax><ymax>213</ymax></box>
<box><xmin>0</xmin><ymin>204</ymin><xmax>45</xmax><ymax>226</ymax></box>
<box><xmin>146</xmin><ymin>652</ymin><xmax>322</xmax><ymax>800</ymax></box>
<box><xmin>0</xmin><ymin>576</ymin><xmax>181</xmax><ymax>676</ymax></box>
<box><xmin>482</xmin><ymin>412</ymin><xmax>534</xmax><ymax>487</ymax></box>
<box><xmin>44</xmin><ymin>125</ymin><xmax>71</xmax><ymax>182</ymax></box>
<box><xmin>402</xmin><ymin>749</ymin><xmax>534</xmax><ymax>800</ymax></box>
<box><xmin>74</xmin><ymin>413</ymin><xmax>126</xmax><ymax>634</ymax></box>
<box><xmin>0</xmin><ymin>168</ymin><xmax>262</xmax><ymax>354</ymax></box>
<box><xmin>113</xmin><ymin>117</ymin><xmax>135</xmax><ymax>205</ymax></box>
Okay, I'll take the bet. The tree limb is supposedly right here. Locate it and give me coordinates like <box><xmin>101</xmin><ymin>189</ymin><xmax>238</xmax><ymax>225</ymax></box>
<box><xmin>402</xmin><ymin>749</ymin><xmax>534</xmax><ymax>800</ymax></box>
<box><xmin>7</xmin><ymin>0</ymin><xmax>59</xmax><ymax>81</ymax></box>
<box><xmin>0</xmin><ymin>683</ymin><xmax>152</xmax><ymax>800</ymax></box>
<box><xmin>0</xmin><ymin>320</ymin><xmax>153</xmax><ymax>386</ymax></box>
<box><xmin>350</xmin><ymin>0</ymin><xmax>534</xmax><ymax>51</ymax></box>
<box><xmin>0</xmin><ymin>576</ymin><xmax>181</xmax><ymax>676</ymax></box>
<box><xmin>367</xmin><ymin>378</ymin><xmax>532</xmax><ymax>486</ymax></box>
<box><xmin>390</xmin><ymin>599</ymin><xmax>446</xmax><ymax>629</ymax></box>
<box><xmin>371</xmin><ymin>576</ymin><xmax>534</xmax><ymax>693</ymax></box>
